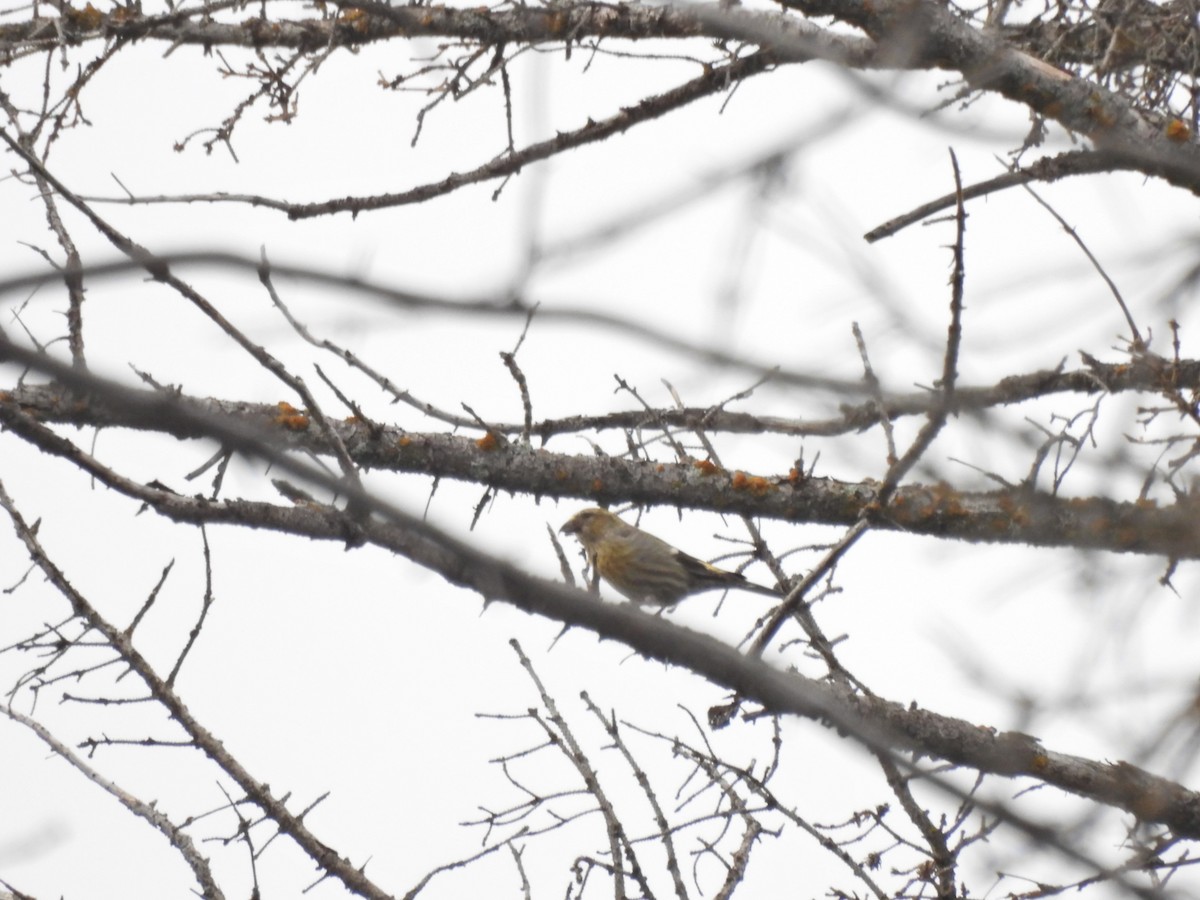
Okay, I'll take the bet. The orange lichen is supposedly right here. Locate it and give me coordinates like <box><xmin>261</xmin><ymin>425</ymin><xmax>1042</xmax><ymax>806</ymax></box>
<box><xmin>1115</xmin><ymin>526</ymin><xmax>1140</xmax><ymax>547</ymax></box>
<box><xmin>475</xmin><ymin>432</ymin><xmax>499</xmax><ymax>451</ymax></box>
<box><xmin>1166</xmin><ymin>119</ymin><xmax>1191</xmax><ymax>142</ymax></box>
<box><xmin>67</xmin><ymin>3</ymin><xmax>104</xmax><ymax>28</ymax></box>
<box><xmin>730</xmin><ymin>471</ymin><xmax>771</xmax><ymax>496</ymax></box>
<box><xmin>274</xmin><ymin>401</ymin><xmax>310</xmax><ymax>431</ymax></box>
<box><xmin>339</xmin><ymin>7</ymin><xmax>370</xmax><ymax>33</ymax></box>
<box><xmin>995</xmin><ymin>492</ymin><xmax>1030</xmax><ymax>526</ymax></box>
<box><xmin>397</xmin><ymin>435</ymin><xmax>412</xmax><ymax>447</ymax></box>
<box><xmin>917</xmin><ymin>482</ymin><xmax>966</xmax><ymax>520</ymax></box>
<box><xmin>694</xmin><ymin>459</ymin><xmax>721</xmax><ymax>476</ymax></box>
<box><xmin>591</xmin><ymin>479</ymin><xmax>604</xmax><ymax>493</ymax></box>
<box><xmin>1031</xmin><ymin>753</ymin><xmax>1050</xmax><ymax>771</ymax></box>
<box><xmin>1086</xmin><ymin>100</ymin><xmax>1117</xmax><ymax>128</ymax></box>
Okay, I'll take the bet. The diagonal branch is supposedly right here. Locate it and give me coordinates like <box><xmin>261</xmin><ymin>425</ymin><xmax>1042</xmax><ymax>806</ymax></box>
<box><xmin>0</xmin><ymin>480</ymin><xmax>393</xmax><ymax>900</ymax></box>
<box><xmin>1</xmin><ymin>700</ymin><xmax>225</xmax><ymax>900</ymax></box>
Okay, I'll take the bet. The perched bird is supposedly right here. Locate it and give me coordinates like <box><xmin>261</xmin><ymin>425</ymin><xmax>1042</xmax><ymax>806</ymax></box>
<box><xmin>560</xmin><ymin>507</ymin><xmax>779</xmax><ymax>606</ymax></box>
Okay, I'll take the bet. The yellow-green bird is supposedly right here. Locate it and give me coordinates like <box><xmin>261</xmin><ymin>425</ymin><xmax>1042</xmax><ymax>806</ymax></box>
<box><xmin>560</xmin><ymin>507</ymin><xmax>779</xmax><ymax>606</ymax></box>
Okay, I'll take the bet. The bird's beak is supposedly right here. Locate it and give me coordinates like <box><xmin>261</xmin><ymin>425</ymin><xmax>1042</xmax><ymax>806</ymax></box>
<box><xmin>560</xmin><ymin>518</ymin><xmax>580</xmax><ymax>535</ymax></box>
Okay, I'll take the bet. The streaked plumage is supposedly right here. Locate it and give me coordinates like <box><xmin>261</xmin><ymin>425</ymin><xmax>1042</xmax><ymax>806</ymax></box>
<box><xmin>560</xmin><ymin>507</ymin><xmax>779</xmax><ymax>605</ymax></box>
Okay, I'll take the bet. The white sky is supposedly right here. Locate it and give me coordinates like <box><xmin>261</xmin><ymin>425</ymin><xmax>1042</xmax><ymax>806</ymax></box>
<box><xmin>2</xmin><ymin>9</ymin><xmax>1199</xmax><ymax>898</ymax></box>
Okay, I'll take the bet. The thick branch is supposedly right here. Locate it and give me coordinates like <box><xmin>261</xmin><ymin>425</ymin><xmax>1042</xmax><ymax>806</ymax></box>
<box><xmin>0</xmin><ymin>3</ymin><xmax>875</xmax><ymax>57</ymax></box>
<box><xmin>766</xmin><ymin>0</ymin><xmax>1200</xmax><ymax>193</ymax></box>
<box><xmin>4</xmin><ymin>382</ymin><xmax>1200</xmax><ymax>559</ymax></box>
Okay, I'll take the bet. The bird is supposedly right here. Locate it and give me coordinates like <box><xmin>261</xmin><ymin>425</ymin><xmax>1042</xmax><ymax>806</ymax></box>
<box><xmin>560</xmin><ymin>507</ymin><xmax>780</xmax><ymax>606</ymax></box>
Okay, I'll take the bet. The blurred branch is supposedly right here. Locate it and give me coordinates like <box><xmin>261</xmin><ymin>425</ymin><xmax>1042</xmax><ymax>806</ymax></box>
<box><xmin>0</xmin><ymin>254</ymin><xmax>1195</xmax><ymax>419</ymax></box>
<box><xmin>0</xmin><ymin>249</ymin><xmax>859</xmax><ymax>395</ymax></box>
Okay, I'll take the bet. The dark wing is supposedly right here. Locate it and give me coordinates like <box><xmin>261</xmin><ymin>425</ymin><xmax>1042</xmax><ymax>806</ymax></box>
<box><xmin>673</xmin><ymin>551</ymin><xmax>778</xmax><ymax>596</ymax></box>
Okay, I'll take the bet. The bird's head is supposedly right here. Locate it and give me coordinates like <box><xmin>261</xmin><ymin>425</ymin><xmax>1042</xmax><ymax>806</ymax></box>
<box><xmin>560</xmin><ymin>508</ymin><xmax>620</xmax><ymax>546</ymax></box>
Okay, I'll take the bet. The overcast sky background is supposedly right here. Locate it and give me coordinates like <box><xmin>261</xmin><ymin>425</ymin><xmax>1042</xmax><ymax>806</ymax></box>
<box><xmin>3</xmin><ymin>7</ymin><xmax>1200</xmax><ymax>897</ymax></box>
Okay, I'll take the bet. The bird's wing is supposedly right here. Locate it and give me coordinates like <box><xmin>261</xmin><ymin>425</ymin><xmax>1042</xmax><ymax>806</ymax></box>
<box><xmin>675</xmin><ymin>551</ymin><xmax>779</xmax><ymax>596</ymax></box>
